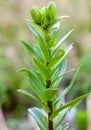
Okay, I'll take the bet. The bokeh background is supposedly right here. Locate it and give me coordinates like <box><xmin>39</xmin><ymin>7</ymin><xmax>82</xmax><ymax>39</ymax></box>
<box><xmin>0</xmin><ymin>0</ymin><xmax>91</xmax><ymax>130</ymax></box>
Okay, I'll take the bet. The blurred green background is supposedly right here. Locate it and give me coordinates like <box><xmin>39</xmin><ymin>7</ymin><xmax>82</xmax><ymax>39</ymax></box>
<box><xmin>0</xmin><ymin>0</ymin><xmax>91</xmax><ymax>130</ymax></box>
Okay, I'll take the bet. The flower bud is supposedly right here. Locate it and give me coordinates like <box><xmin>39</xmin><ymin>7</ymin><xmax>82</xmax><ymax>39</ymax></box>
<box><xmin>48</xmin><ymin>1</ymin><xmax>56</xmax><ymax>19</ymax></box>
<box><xmin>46</xmin><ymin>8</ymin><xmax>52</xmax><ymax>21</ymax></box>
<box><xmin>31</xmin><ymin>6</ymin><xmax>41</xmax><ymax>24</ymax></box>
<box><xmin>41</xmin><ymin>7</ymin><xmax>49</xmax><ymax>28</ymax></box>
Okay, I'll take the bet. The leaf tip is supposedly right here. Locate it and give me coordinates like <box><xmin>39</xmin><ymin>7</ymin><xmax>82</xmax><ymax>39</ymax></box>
<box><xmin>17</xmin><ymin>68</ymin><xmax>28</xmax><ymax>73</ymax></box>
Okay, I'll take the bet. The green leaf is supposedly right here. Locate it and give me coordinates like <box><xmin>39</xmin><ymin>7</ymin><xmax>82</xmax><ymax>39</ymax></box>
<box><xmin>33</xmin><ymin>57</ymin><xmax>50</xmax><ymax>80</ymax></box>
<box><xmin>17</xmin><ymin>89</ymin><xmax>39</xmax><ymax>102</ymax></box>
<box><xmin>28</xmin><ymin>107</ymin><xmax>48</xmax><ymax>130</ymax></box>
<box><xmin>38</xmin><ymin>34</ymin><xmax>50</xmax><ymax>61</ymax></box>
<box><xmin>21</xmin><ymin>40</ymin><xmax>34</xmax><ymax>55</ymax></box>
<box><xmin>51</xmin><ymin>59</ymin><xmax>67</xmax><ymax>80</ymax></box>
<box><xmin>52</xmin><ymin>29</ymin><xmax>73</xmax><ymax>55</ymax></box>
<box><xmin>50</xmin><ymin>69</ymin><xmax>74</xmax><ymax>88</ymax></box>
<box><xmin>54</xmin><ymin>109</ymin><xmax>68</xmax><ymax>129</ymax></box>
<box><xmin>57</xmin><ymin>43</ymin><xmax>73</xmax><ymax>70</ymax></box>
<box><xmin>49</xmin><ymin>16</ymin><xmax>70</xmax><ymax>28</ymax></box>
<box><xmin>32</xmin><ymin>70</ymin><xmax>45</xmax><ymax>88</ymax></box>
<box><xmin>50</xmin><ymin>93</ymin><xmax>90</xmax><ymax>120</ymax></box>
<box><xmin>34</xmin><ymin>23</ymin><xmax>44</xmax><ymax>33</ymax></box>
<box><xmin>61</xmin><ymin>123</ymin><xmax>69</xmax><ymax>130</ymax></box>
<box><xmin>18</xmin><ymin>68</ymin><xmax>50</xmax><ymax>112</ymax></box>
<box><xmin>26</xmin><ymin>20</ymin><xmax>50</xmax><ymax>61</ymax></box>
<box><xmin>17</xmin><ymin>89</ymin><xmax>49</xmax><ymax>112</ymax></box>
<box><xmin>26</xmin><ymin>19</ymin><xmax>44</xmax><ymax>39</ymax></box>
<box><xmin>48</xmin><ymin>49</ymin><xmax>65</xmax><ymax>69</ymax></box>
<box><xmin>51</xmin><ymin>44</ymin><xmax>73</xmax><ymax>78</ymax></box>
<box><xmin>53</xmin><ymin>43</ymin><xmax>73</xmax><ymax>72</ymax></box>
<box><xmin>51</xmin><ymin>59</ymin><xmax>67</xmax><ymax>89</ymax></box>
<box><xmin>51</xmin><ymin>28</ymin><xmax>59</xmax><ymax>42</ymax></box>
<box><xmin>34</xmin><ymin>44</ymin><xmax>44</xmax><ymax>62</ymax></box>
<box><xmin>65</xmin><ymin>43</ymin><xmax>73</xmax><ymax>53</ymax></box>
<box><xmin>18</xmin><ymin>68</ymin><xmax>45</xmax><ymax>100</ymax></box>
<box><xmin>21</xmin><ymin>40</ymin><xmax>43</xmax><ymax>60</ymax></box>
<box><xmin>21</xmin><ymin>40</ymin><xmax>44</xmax><ymax>63</ymax></box>
<box><xmin>53</xmin><ymin>67</ymin><xmax>79</xmax><ymax>107</ymax></box>
<box><xmin>44</xmin><ymin>88</ymin><xmax>58</xmax><ymax>101</ymax></box>
<box><xmin>27</xmin><ymin>70</ymin><xmax>45</xmax><ymax>94</ymax></box>
<box><xmin>61</xmin><ymin>66</ymin><xmax>80</xmax><ymax>97</ymax></box>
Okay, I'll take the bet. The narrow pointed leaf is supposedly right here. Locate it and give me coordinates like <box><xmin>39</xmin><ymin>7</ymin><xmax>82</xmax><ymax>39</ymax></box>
<box><xmin>51</xmin><ymin>59</ymin><xmax>67</xmax><ymax>89</ymax></box>
<box><xmin>21</xmin><ymin>40</ymin><xmax>43</xmax><ymax>61</ymax></box>
<box><xmin>34</xmin><ymin>44</ymin><xmax>44</xmax><ymax>62</ymax></box>
<box><xmin>54</xmin><ymin>43</ymin><xmax>73</xmax><ymax>73</ymax></box>
<box><xmin>17</xmin><ymin>89</ymin><xmax>39</xmax><ymax>102</ymax></box>
<box><xmin>26</xmin><ymin>19</ymin><xmax>44</xmax><ymax>38</ymax></box>
<box><xmin>28</xmin><ymin>107</ymin><xmax>48</xmax><ymax>130</ymax></box>
<box><xmin>48</xmin><ymin>49</ymin><xmax>65</xmax><ymax>69</ymax></box>
<box><xmin>26</xmin><ymin>20</ymin><xmax>50</xmax><ymax>61</ymax></box>
<box><xmin>18</xmin><ymin>68</ymin><xmax>45</xmax><ymax>100</ymax></box>
<box><xmin>54</xmin><ymin>109</ymin><xmax>68</xmax><ymax>129</ymax></box>
<box><xmin>51</xmin><ymin>44</ymin><xmax>73</xmax><ymax>80</ymax></box>
<box><xmin>33</xmin><ymin>57</ymin><xmax>50</xmax><ymax>80</ymax></box>
<box><xmin>32</xmin><ymin>70</ymin><xmax>45</xmax><ymax>88</ymax></box>
<box><xmin>52</xmin><ymin>59</ymin><xmax>67</xmax><ymax>80</ymax></box>
<box><xmin>17</xmin><ymin>89</ymin><xmax>49</xmax><ymax>112</ymax></box>
<box><xmin>61</xmin><ymin>123</ymin><xmax>69</xmax><ymax>130</ymax></box>
<box><xmin>61</xmin><ymin>66</ymin><xmax>80</xmax><ymax>97</ymax></box>
<box><xmin>52</xmin><ymin>29</ymin><xmax>73</xmax><ymax>55</ymax></box>
<box><xmin>38</xmin><ymin>35</ymin><xmax>50</xmax><ymax>61</ymax></box>
<box><xmin>50</xmin><ymin>69</ymin><xmax>74</xmax><ymax>88</ymax></box>
<box><xmin>53</xmin><ymin>67</ymin><xmax>80</xmax><ymax>106</ymax></box>
<box><xmin>18</xmin><ymin>69</ymin><xmax>50</xmax><ymax>112</ymax></box>
<box><xmin>50</xmin><ymin>16</ymin><xmax>70</xmax><ymax>28</ymax></box>
<box><xmin>51</xmin><ymin>28</ymin><xmax>59</xmax><ymax>41</ymax></box>
<box><xmin>50</xmin><ymin>93</ymin><xmax>90</xmax><ymax>120</ymax></box>
<box><xmin>65</xmin><ymin>43</ymin><xmax>73</xmax><ymax>53</ymax></box>
<box><xmin>21</xmin><ymin>40</ymin><xmax>35</xmax><ymax>55</ymax></box>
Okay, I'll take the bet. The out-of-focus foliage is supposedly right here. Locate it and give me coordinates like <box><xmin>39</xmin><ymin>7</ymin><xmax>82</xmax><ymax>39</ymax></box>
<box><xmin>7</xmin><ymin>118</ymin><xmax>32</xmax><ymax>130</ymax></box>
<box><xmin>0</xmin><ymin>2</ymin><xmax>38</xmax><ymax>122</ymax></box>
<box><xmin>75</xmin><ymin>110</ymin><xmax>87</xmax><ymax>130</ymax></box>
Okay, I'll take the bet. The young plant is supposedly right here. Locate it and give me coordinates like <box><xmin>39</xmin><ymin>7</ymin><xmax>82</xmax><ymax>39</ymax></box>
<box><xmin>18</xmin><ymin>2</ymin><xmax>90</xmax><ymax>130</ymax></box>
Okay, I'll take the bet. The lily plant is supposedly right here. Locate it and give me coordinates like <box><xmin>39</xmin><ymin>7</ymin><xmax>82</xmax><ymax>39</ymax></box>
<box><xmin>18</xmin><ymin>2</ymin><xmax>89</xmax><ymax>130</ymax></box>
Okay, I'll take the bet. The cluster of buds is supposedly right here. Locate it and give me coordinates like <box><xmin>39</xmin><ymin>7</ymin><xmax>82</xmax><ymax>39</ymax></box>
<box><xmin>30</xmin><ymin>2</ymin><xmax>56</xmax><ymax>29</ymax></box>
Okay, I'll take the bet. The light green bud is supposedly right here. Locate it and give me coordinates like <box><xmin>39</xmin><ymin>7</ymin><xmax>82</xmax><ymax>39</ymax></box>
<box><xmin>41</xmin><ymin>7</ymin><xmax>46</xmax><ymax>17</ymax></box>
<box><xmin>41</xmin><ymin>7</ymin><xmax>49</xmax><ymax>28</ymax></box>
<box><xmin>46</xmin><ymin>8</ymin><xmax>52</xmax><ymax>21</ymax></box>
<box><xmin>48</xmin><ymin>1</ymin><xmax>56</xmax><ymax>19</ymax></box>
<box><xmin>41</xmin><ymin>7</ymin><xmax>52</xmax><ymax>21</ymax></box>
<box><xmin>31</xmin><ymin>6</ymin><xmax>41</xmax><ymax>24</ymax></box>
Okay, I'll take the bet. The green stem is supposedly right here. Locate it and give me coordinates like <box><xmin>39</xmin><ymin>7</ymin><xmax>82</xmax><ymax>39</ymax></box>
<box><xmin>45</xmin><ymin>30</ymin><xmax>54</xmax><ymax>130</ymax></box>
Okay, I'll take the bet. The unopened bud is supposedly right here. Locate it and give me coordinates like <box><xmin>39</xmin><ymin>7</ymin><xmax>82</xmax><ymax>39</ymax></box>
<box><xmin>41</xmin><ymin>7</ymin><xmax>49</xmax><ymax>28</ymax></box>
<box><xmin>31</xmin><ymin>6</ymin><xmax>41</xmax><ymax>24</ymax></box>
<box><xmin>48</xmin><ymin>2</ymin><xmax>56</xmax><ymax>19</ymax></box>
